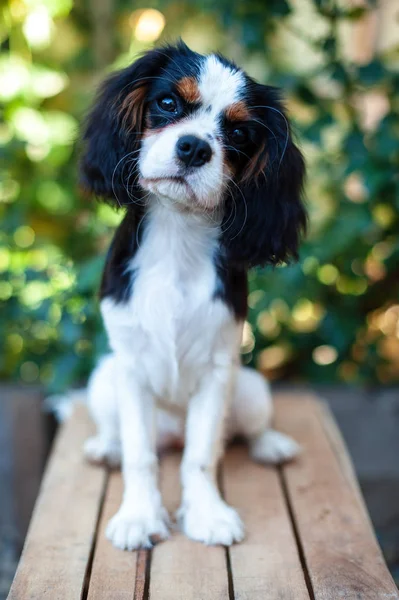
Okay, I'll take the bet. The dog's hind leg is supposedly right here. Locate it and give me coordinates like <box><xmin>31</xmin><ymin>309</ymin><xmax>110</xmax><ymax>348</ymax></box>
<box><xmin>84</xmin><ymin>354</ymin><xmax>122</xmax><ymax>468</ymax></box>
<box><xmin>229</xmin><ymin>366</ymin><xmax>300</xmax><ymax>464</ymax></box>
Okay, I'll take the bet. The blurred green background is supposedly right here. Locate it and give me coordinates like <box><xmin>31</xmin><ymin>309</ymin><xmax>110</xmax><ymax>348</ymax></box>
<box><xmin>1</xmin><ymin>0</ymin><xmax>398</xmax><ymax>392</ymax></box>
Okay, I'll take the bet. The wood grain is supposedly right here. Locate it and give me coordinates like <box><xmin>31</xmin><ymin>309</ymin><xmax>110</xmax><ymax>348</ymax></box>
<box><xmin>87</xmin><ymin>471</ymin><xmax>137</xmax><ymax>600</ymax></box>
<box><xmin>7</xmin><ymin>404</ymin><xmax>107</xmax><ymax>600</ymax></box>
<box><xmin>149</xmin><ymin>451</ymin><xmax>230</xmax><ymax>600</ymax></box>
<box><xmin>274</xmin><ymin>393</ymin><xmax>399</xmax><ymax>600</ymax></box>
<box><xmin>317</xmin><ymin>400</ymin><xmax>374</xmax><ymax>531</ymax></box>
<box><xmin>223</xmin><ymin>444</ymin><xmax>310</xmax><ymax>599</ymax></box>
<box><xmin>7</xmin><ymin>397</ymin><xmax>398</xmax><ymax>600</ymax></box>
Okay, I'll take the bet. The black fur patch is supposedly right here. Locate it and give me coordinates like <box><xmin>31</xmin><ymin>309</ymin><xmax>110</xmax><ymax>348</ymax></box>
<box><xmin>221</xmin><ymin>81</ymin><xmax>307</xmax><ymax>267</ymax></box>
<box><xmin>100</xmin><ymin>207</ymin><xmax>146</xmax><ymax>303</ymax></box>
<box><xmin>214</xmin><ymin>251</ymin><xmax>248</xmax><ymax>321</ymax></box>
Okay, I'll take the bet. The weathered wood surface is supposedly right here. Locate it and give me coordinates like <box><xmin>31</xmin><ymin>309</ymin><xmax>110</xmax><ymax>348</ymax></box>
<box><xmin>7</xmin><ymin>404</ymin><xmax>107</xmax><ymax>600</ymax></box>
<box><xmin>275</xmin><ymin>395</ymin><xmax>399</xmax><ymax>600</ymax></box>
<box><xmin>0</xmin><ymin>386</ymin><xmax>52</xmax><ymax>600</ymax></box>
<box><xmin>224</xmin><ymin>446</ymin><xmax>310</xmax><ymax>600</ymax></box>
<box><xmin>7</xmin><ymin>395</ymin><xmax>399</xmax><ymax>600</ymax></box>
<box><xmin>150</xmin><ymin>452</ymin><xmax>230</xmax><ymax>600</ymax></box>
<box><xmin>87</xmin><ymin>471</ymin><xmax>137</xmax><ymax>600</ymax></box>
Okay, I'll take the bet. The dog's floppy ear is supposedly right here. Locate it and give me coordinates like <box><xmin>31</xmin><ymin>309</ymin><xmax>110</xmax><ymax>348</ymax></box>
<box><xmin>221</xmin><ymin>86</ymin><xmax>307</xmax><ymax>267</ymax></box>
<box><xmin>79</xmin><ymin>48</ymin><xmax>169</xmax><ymax>204</ymax></box>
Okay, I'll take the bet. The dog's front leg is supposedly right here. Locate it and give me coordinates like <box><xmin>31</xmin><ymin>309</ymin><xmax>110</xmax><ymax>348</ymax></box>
<box><xmin>106</xmin><ymin>360</ymin><xmax>168</xmax><ymax>550</ymax></box>
<box><xmin>178</xmin><ymin>363</ymin><xmax>244</xmax><ymax>546</ymax></box>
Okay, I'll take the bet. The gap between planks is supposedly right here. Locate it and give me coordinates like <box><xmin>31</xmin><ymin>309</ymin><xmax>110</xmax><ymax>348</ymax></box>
<box><xmin>61</xmin><ymin>401</ymin><xmax>316</xmax><ymax>600</ymax></box>
<box><xmin>121</xmin><ymin>446</ymin><xmax>311</xmax><ymax>600</ymax></box>
<box><xmin>89</xmin><ymin>449</ymin><xmax>311</xmax><ymax>600</ymax></box>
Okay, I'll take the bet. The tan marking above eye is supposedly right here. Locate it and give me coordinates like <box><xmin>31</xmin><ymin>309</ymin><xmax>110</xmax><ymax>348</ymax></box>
<box><xmin>176</xmin><ymin>76</ymin><xmax>200</xmax><ymax>103</ymax></box>
<box><xmin>225</xmin><ymin>101</ymin><xmax>250</xmax><ymax>122</ymax></box>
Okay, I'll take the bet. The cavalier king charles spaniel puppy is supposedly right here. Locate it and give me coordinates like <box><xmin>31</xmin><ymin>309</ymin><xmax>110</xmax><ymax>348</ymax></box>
<box><xmin>80</xmin><ymin>41</ymin><xmax>306</xmax><ymax>551</ymax></box>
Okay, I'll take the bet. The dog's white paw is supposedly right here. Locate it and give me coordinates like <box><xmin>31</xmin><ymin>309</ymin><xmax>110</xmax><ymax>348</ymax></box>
<box><xmin>83</xmin><ymin>436</ymin><xmax>121</xmax><ymax>468</ymax></box>
<box><xmin>178</xmin><ymin>499</ymin><xmax>244</xmax><ymax>546</ymax></box>
<box><xmin>106</xmin><ymin>508</ymin><xmax>169</xmax><ymax>551</ymax></box>
<box><xmin>250</xmin><ymin>429</ymin><xmax>300</xmax><ymax>464</ymax></box>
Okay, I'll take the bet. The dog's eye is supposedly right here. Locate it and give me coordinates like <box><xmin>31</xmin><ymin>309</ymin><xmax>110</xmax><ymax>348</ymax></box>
<box><xmin>157</xmin><ymin>96</ymin><xmax>177</xmax><ymax>113</ymax></box>
<box><xmin>230</xmin><ymin>128</ymin><xmax>248</xmax><ymax>146</ymax></box>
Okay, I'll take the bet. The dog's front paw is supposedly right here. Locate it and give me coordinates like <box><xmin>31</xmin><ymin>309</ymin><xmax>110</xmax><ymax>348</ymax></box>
<box><xmin>178</xmin><ymin>499</ymin><xmax>244</xmax><ymax>546</ymax></box>
<box><xmin>106</xmin><ymin>508</ymin><xmax>169</xmax><ymax>551</ymax></box>
<box><xmin>84</xmin><ymin>436</ymin><xmax>121</xmax><ymax>468</ymax></box>
<box><xmin>250</xmin><ymin>429</ymin><xmax>300</xmax><ymax>464</ymax></box>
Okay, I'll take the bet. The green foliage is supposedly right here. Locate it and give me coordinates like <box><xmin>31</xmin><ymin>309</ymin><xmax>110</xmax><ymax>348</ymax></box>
<box><xmin>1</xmin><ymin>0</ymin><xmax>398</xmax><ymax>390</ymax></box>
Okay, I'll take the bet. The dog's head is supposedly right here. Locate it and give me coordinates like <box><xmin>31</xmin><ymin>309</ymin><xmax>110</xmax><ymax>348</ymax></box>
<box><xmin>80</xmin><ymin>41</ymin><xmax>306</xmax><ymax>266</ymax></box>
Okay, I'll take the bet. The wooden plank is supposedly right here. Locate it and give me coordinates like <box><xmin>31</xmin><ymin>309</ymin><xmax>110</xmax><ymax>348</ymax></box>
<box><xmin>11</xmin><ymin>388</ymin><xmax>51</xmax><ymax>545</ymax></box>
<box><xmin>149</xmin><ymin>451</ymin><xmax>230</xmax><ymax>600</ymax></box>
<box><xmin>223</xmin><ymin>445</ymin><xmax>310</xmax><ymax>600</ymax></box>
<box><xmin>0</xmin><ymin>387</ymin><xmax>47</xmax><ymax>552</ymax></box>
<box><xmin>86</xmin><ymin>471</ymin><xmax>137</xmax><ymax>600</ymax></box>
<box><xmin>317</xmin><ymin>400</ymin><xmax>375</xmax><ymax>531</ymax></box>
<box><xmin>275</xmin><ymin>394</ymin><xmax>399</xmax><ymax>600</ymax></box>
<box><xmin>7</xmin><ymin>404</ymin><xmax>107</xmax><ymax>600</ymax></box>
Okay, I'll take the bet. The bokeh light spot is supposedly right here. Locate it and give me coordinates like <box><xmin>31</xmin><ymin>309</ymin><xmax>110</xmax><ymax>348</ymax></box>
<box><xmin>344</xmin><ymin>172</ymin><xmax>367</xmax><ymax>203</ymax></box>
<box><xmin>0</xmin><ymin>179</ymin><xmax>20</xmax><ymax>203</ymax></box>
<box><xmin>133</xmin><ymin>9</ymin><xmax>165</xmax><ymax>42</ymax></box>
<box><xmin>269</xmin><ymin>299</ymin><xmax>290</xmax><ymax>322</ymax></box>
<box><xmin>258</xmin><ymin>344</ymin><xmax>292</xmax><ymax>372</ymax></box>
<box><xmin>14</xmin><ymin>225</ymin><xmax>35</xmax><ymax>248</ymax></box>
<box><xmin>318</xmin><ymin>264</ymin><xmax>339</xmax><ymax>285</ymax></box>
<box><xmin>29</xmin><ymin>249</ymin><xmax>48</xmax><ymax>271</ymax></box>
<box><xmin>247</xmin><ymin>289</ymin><xmax>265</xmax><ymax>309</ymax></box>
<box><xmin>302</xmin><ymin>256</ymin><xmax>319</xmax><ymax>275</ymax></box>
<box><xmin>23</xmin><ymin>6</ymin><xmax>52</xmax><ymax>49</ymax></box>
<box><xmin>312</xmin><ymin>345</ymin><xmax>338</xmax><ymax>366</ymax></box>
<box><xmin>0</xmin><ymin>282</ymin><xmax>13</xmax><ymax>300</ymax></box>
<box><xmin>372</xmin><ymin>204</ymin><xmax>396</xmax><ymax>229</ymax></box>
<box><xmin>7</xmin><ymin>333</ymin><xmax>24</xmax><ymax>353</ymax></box>
<box><xmin>20</xmin><ymin>281</ymin><xmax>50</xmax><ymax>307</ymax></box>
<box><xmin>0</xmin><ymin>248</ymin><xmax>10</xmax><ymax>271</ymax></box>
<box><xmin>241</xmin><ymin>321</ymin><xmax>255</xmax><ymax>353</ymax></box>
<box><xmin>290</xmin><ymin>299</ymin><xmax>324</xmax><ymax>333</ymax></box>
<box><xmin>257</xmin><ymin>311</ymin><xmax>281</xmax><ymax>338</ymax></box>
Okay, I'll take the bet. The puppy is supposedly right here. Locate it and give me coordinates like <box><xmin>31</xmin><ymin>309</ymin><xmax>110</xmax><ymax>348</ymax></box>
<box><xmin>80</xmin><ymin>41</ymin><xmax>306</xmax><ymax>551</ymax></box>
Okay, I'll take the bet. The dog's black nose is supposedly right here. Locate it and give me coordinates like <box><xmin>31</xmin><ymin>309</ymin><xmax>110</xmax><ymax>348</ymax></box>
<box><xmin>176</xmin><ymin>135</ymin><xmax>212</xmax><ymax>168</ymax></box>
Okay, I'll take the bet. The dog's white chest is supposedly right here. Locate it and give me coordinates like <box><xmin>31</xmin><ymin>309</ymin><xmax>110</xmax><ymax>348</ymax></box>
<box><xmin>102</xmin><ymin>203</ymin><xmax>236</xmax><ymax>405</ymax></box>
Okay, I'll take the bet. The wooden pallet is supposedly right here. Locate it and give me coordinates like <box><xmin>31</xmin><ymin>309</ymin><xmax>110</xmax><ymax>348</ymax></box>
<box><xmin>7</xmin><ymin>394</ymin><xmax>398</xmax><ymax>599</ymax></box>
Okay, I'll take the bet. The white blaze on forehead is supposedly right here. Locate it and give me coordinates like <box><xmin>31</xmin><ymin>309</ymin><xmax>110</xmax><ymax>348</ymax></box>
<box><xmin>198</xmin><ymin>55</ymin><xmax>245</xmax><ymax>113</ymax></box>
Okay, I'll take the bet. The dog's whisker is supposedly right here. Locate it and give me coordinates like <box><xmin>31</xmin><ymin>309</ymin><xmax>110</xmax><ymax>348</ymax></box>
<box><xmin>251</xmin><ymin>105</ymin><xmax>290</xmax><ymax>170</ymax></box>
<box><xmin>225</xmin><ymin>176</ymin><xmax>248</xmax><ymax>242</ymax></box>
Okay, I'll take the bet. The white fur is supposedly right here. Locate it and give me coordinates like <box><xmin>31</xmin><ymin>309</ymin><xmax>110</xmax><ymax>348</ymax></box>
<box><xmin>198</xmin><ymin>55</ymin><xmax>245</xmax><ymax>112</ymax></box>
<box><xmin>139</xmin><ymin>55</ymin><xmax>245</xmax><ymax>210</ymax></box>
<box><xmin>84</xmin><ymin>198</ymin><xmax>299</xmax><ymax>551</ymax></box>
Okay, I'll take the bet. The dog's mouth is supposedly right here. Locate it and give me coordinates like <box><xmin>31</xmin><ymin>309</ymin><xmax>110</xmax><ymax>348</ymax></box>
<box><xmin>139</xmin><ymin>175</ymin><xmax>186</xmax><ymax>186</ymax></box>
<box><xmin>139</xmin><ymin>175</ymin><xmax>197</xmax><ymax>204</ymax></box>
<box><xmin>139</xmin><ymin>175</ymin><xmax>219</xmax><ymax>214</ymax></box>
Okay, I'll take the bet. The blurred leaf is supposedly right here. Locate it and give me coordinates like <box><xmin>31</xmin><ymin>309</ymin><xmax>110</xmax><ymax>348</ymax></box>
<box><xmin>358</xmin><ymin>60</ymin><xmax>385</xmax><ymax>86</ymax></box>
<box><xmin>76</xmin><ymin>255</ymin><xmax>104</xmax><ymax>293</ymax></box>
